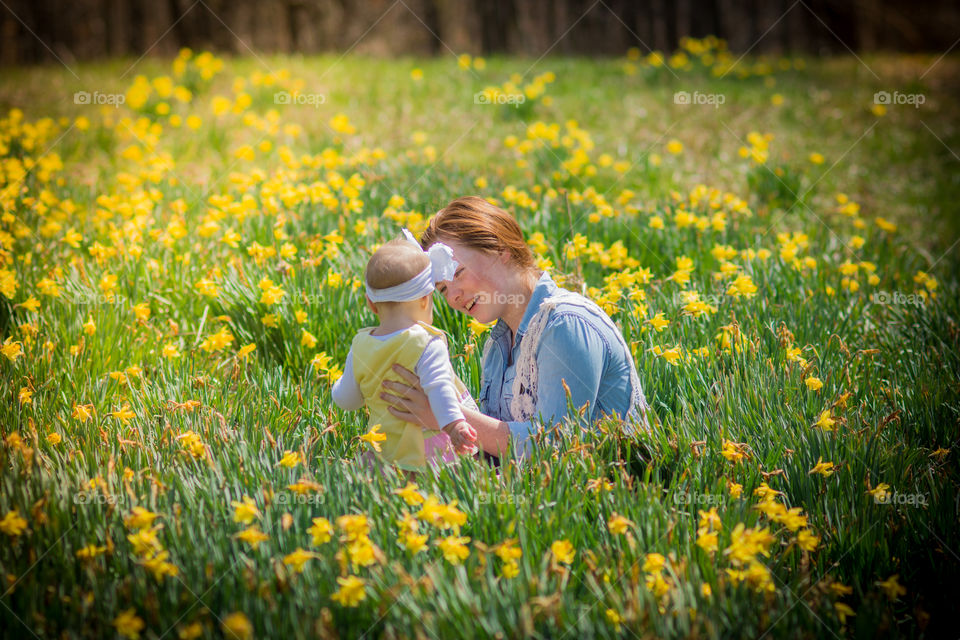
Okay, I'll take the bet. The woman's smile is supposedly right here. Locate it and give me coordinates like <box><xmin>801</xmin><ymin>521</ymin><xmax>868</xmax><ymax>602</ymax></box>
<box><xmin>436</xmin><ymin>242</ymin><xmax>501</xmax><ymax>318</ymax></box>
<box><xmin>460</xmin><ymin>293</ymin><xmax>487</xmax><ymax>320</ymax></box>
<box><xmin>432</xmin><ymin>235</ymin><xmax>536</xmax><ymax>332</ymax></box>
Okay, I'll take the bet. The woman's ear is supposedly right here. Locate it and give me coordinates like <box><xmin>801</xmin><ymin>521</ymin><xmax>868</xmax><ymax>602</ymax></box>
<box><xmin>365</xmin><ymin>296</ymin><xmax>378</xmax><ymax>315</ymax></box>
<box><xmin>419</xmin><ymin>294</ymin><xmax>432</xmax><ymax>310</ymax></box>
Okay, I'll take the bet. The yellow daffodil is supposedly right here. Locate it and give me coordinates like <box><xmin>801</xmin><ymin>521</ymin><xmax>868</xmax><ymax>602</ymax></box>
<box><xmin>815</xmin><ymin>410</ymin><xmax>836</xmax><ymax>431</ymax></box>
<box><xmin>283</xmin><ymin>547</ymin><xmax>318</xmax><ymax>573</ymax></box>
<box><xmin>124</xmin><ymin>507</ymin><xmax>159</xmax><ymax>531</ymax></box>
<box><xmin>220</xmin><ymin>612</ymin><xmax>253</xmax><ymax>640</ymax></box>
<box><xmin>642</xmin><ymin>553</ymin><xmax>666</xmax><ymax>573</ymax></box>
<box><xmin>551</xmin><ymin>539</ymin><xmax>575</xmax><ymax>564</ymax></box>
<box><xmin>111</xmin><ymin>403</ymin><xmax>136</xmax><ymax>422</ymax></box>
<box><xmin>2</xmin><ymin>338</ymin><xmax>24</xmax><ymax>362</ymax></box>
<box><xmin>835</xmin><ymin>602</ymin><xmax>855</xmax><ymax>625</ymax></box>
<box><xmin>231</xmin><ymin>496</ymin><xmax>260</xmax><ymax>524</ymax></box>
<box><xmin>437</xmin><ymin>535</ymin><xmax>470</xmax><ymax>564</ymax></box>
<box><xmin>0</xmin><ymin>510</ymin><xmax>28</xmax><ymax>537</ymax></box>
<box><xmin>607</xmin><ymin>512</ymin><xmax>633</xmax><ymax>535</ymax></box>
<box><xmin>113</xmin><ymin>608</ymin><xmax>145</xmax><ymax>640</ymax></box>
<box><xmin>392</xmin><ymin>483</ymin><xmax>425</xmax><ymax>506</ymax></box>
<box><xmin>300</xmin><ymin>329</ymin><xmax>317</xmax><ymax>349</ymax></box>
<box><xmin>331</xmin><ymin>575</ymin><xmax>366</xmax><ymax>607</ymax></box>
<box><xmin>336</xmin><ymin>514</ymin><xmax>369</xmax><ymax>541</ymax></box>
<box><xmin>696</xmin><ymin>530</ymin><xmax>719</xmax><ymax>553</ymax></box>
<box><xmin>402</xmin><ymin>532</ymin><xmax>429</xmax><ymax>554</ymax></box>
<box><xmin>808</xmin><ymin>457</ymin><xmax>834</xmax><ymax>477</ymax></box>
<box><xmin>307</xmin><ymin>517</ymin><xmax>333</xmax><ymax>545</ymax></box>
<box><xmin>868</xmin><ymin>483</ymin><xmax>891</xmax><ymax>502</ymax></box>
<box><xmin>876</xmin><ymin>574</ymin><xmax>906</xmax><ymax>600</ymax></box>
<box><xmin>796</xmin><ymin>529</ymin><xmax>819</xmax><ymax>551</ymax></box>
<box><xmin>277</xmin><ymin>450</ymin><xmax>300</xmax><ymax>468</ymax></box>
<box><xmin>359</xmin><ymin>424</ymin><xmax>386</xmax><ymax>452</ymax></box>
<box><xmin>234</xmin><ymin>526</ymin><xmax>270</xmax><ymax>549</ymax></box>
<box><xmin>76</xmin><ymin>543</ymin><xmax>107</xmax><ymax>559</ymax></box>
<box><xmin>647</xmin><ymin>312</ymin><xmax>670</xmax><ymax>332</ymax></box>
<box><xmin>605</xmin><ymin>608</ymin><xmax>623</xmax><ymax>631</ymax></box>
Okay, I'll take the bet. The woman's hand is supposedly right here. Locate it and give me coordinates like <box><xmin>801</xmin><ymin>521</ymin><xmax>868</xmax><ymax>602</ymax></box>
<box><xmin>380</xmin><ymin>364</ymin><xmax>439</xmax><ymax>430</ymax></box>
<box><xmin>382</xmin><ymin>364</ymin><xmax>512</xmax><ymax>458</ymax></box>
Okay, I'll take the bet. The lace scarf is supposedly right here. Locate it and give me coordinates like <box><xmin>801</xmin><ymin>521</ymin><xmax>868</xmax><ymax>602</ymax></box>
<box><xmin>509</xmin><ymin>290</ymin><xmax>650</xmax><ymax>429</ymax></box>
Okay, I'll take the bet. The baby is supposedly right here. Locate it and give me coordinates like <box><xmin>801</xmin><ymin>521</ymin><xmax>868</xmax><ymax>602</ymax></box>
<box><xmin>331</xmin><ymin>230</ymin><xmax>478</xmax><ymax>472</ymax></box>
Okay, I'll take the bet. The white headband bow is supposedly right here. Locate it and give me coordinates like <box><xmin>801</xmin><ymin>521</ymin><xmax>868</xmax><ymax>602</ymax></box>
<box><xmin>365</xmin><ymin>229</ymin><xmax>459</xmax><ymax>302</ymax></box>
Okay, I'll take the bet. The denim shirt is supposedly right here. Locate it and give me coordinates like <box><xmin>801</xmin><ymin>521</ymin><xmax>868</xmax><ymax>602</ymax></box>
<box><xmin>479</xmin><ymin>272</ymin><xmax>638</xmax><ymax>457</ymax></box>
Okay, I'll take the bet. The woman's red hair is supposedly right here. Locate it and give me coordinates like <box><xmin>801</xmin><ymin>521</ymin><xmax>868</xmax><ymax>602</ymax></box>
<box><xmin>419</xmin><ymin>196</ymin><xmax>536</xmax><ymax>271</ymax></box>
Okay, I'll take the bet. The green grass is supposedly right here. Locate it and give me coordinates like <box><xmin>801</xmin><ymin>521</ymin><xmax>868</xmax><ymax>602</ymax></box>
<box><xmin>0</xmin><ymin>46</ymin><xmax>958</xmax><ymax>639</ymax></box>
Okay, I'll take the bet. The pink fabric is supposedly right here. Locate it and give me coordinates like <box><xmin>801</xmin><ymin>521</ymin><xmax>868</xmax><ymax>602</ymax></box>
<box><xmin>359</xmin><ymin>431</ymin><xmax>457</xmax><ymax>474</ymax></box>
<box><xmin>424</xmin><ymin>430</ymin><xmax>458</xmax><ymax>465</ymax></box>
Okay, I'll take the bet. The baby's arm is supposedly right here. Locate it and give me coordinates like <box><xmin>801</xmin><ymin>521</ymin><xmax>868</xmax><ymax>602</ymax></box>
<box><xmin>415</xmin><ymin>339</ymin><xmax>477</xmax><ymax>453</ymax></box>
<box><xmin>331</xmin><ymin>350</ymin><xmax>364</xmax><ymax>410</ymax></box>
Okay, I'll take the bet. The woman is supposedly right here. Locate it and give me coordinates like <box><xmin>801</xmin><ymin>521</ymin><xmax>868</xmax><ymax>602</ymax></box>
<box><xmin>380</xmin><ymin>196</ymin><xmax>650</xmax><ymax>460</ymax></box>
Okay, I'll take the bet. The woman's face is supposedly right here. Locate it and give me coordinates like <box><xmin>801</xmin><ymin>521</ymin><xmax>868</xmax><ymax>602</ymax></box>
<box><xmin>435</xmin><ymin>240</ymin><xmax>508</xmax><ymax>324</ymax></box>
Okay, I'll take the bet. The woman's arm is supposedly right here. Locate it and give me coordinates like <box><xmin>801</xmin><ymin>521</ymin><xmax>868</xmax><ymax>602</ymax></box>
<box><xmin>381</xmin><ymin>364</ymin><xmax>512</xmax><ymax>457</ymax></box>
<box><xmin>528</xmin><ymin>313</ymin><xmax>605</xmax><ymax>422</ymax></box>
<box><xmin>459</xmin><ymin>405</ymin><xmax>511</xmax><ymax>457</ymax></box>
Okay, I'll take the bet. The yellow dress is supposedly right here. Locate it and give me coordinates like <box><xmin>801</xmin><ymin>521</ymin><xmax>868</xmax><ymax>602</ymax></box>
<box><xmin>349</xmin><ymin>321</ymin><xmax>470</xmax><ymax>471</ymax></box>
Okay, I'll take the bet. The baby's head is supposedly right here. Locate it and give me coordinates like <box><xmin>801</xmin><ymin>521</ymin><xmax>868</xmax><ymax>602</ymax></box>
<box><xmin>364</xmin><ymin>238</ymin><xmax>433</xmax><ymax>322</ymax></box>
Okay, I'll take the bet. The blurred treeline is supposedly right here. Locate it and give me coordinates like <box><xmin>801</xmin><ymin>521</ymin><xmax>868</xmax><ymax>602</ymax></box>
<box><xmin>1</xmin><ymin>0</ymin><xmax>958</xmax><ymax>65</ymax></box>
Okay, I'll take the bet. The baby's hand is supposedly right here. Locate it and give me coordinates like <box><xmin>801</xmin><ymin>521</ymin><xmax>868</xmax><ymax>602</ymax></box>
<box><xmin>442</xmin><ymin>419</ymin><xmax>477</xmax><ymax>455</ymax></box>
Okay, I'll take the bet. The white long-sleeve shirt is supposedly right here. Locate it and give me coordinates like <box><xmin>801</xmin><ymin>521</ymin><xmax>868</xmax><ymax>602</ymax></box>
<box><xmin>331</xmin><ymin>328</ymin><xmax>465</xmax><ymax>430</ymax></box>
